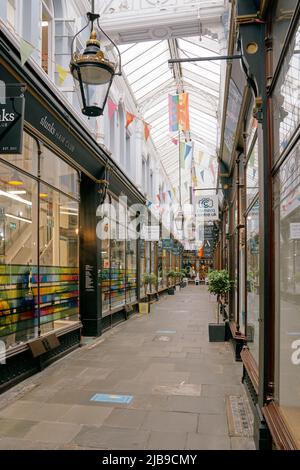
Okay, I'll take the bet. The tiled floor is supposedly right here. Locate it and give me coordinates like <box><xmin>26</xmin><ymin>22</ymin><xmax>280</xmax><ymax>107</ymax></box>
<box><xmin>0</xmin><ymin>286</ymin><xmax>255</xmax><ymax>450</ymax></box>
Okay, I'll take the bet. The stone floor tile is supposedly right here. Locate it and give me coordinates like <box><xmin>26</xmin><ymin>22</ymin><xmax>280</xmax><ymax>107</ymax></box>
<box><xmin>146</xmin><ymin>431</ymin><xmax>187</xmax><ymax>450</ymax></box>
<box><xmin>103</xmin><ymin>409</ymin><xmax>147</xmax><ymax>429</ymax></box>
<box><xmin>58</xmin><ymin>405</ymin><xmax>113</xmax><ymax>426</ymax></box>
<box><xmin>230</xmin><ymin>437</ymin><xmax>256</xmax><ymax>450</ymax></box>
<box><xmin>186</xmin><ymin>433</ymin><xmax>231</xmax><ymax>450</ymax></box>
<box><xmin>141</xmin><ymin>411</ymin><xmax>198</xmax><ymax>433</ymax></box>
<box><xmin>73</xmin><ymin>425</ymin><xmax>149</xmax><ymax>450</ymax></box>
<box><xmin>197</xmin><ymin>413</ymin><xmax>229</xmax><ymax>436</ymax></box>
<box><xmin>0</xmin><ymin>418</ymin><xmax>37</xmax><ymax>438</ymax></box>
<box><xmin>24</xmin><ymin>421</ymin><xmax>82</xmax><ymax>444</ymax></box>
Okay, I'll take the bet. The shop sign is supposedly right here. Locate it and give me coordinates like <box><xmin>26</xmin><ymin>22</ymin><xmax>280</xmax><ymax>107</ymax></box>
<box><xmin>196</xmin><ymin>195</ymin><xmax>219</xmax><ymax>221</ymax></box>
<box><xmin>290</xmin><ymin>223</ymin><xmax>300</xmax><ymax>240</ymax></box>
<box><xmin>0</xmin><ymin>85</ymin><xmax>25</xmax><ymax>154</ymax></box>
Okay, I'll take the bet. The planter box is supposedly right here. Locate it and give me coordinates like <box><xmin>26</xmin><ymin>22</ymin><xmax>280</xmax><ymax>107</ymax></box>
<box><xmin>168</xmin><ymin>287</ymin><xmax>175</xmax><ymax>295</ymax></box>
<box><xmin>139</xmin><ymin>302</ymin><xmax>150</xmax><ymax>314</ymax></box>
<box><xmin>208</xmin><ymin>323</ymin><xmax>226</xmax><ymax>342</ymax></box>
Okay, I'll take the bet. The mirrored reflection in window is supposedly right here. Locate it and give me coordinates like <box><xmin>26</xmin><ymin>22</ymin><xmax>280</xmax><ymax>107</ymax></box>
<box><xmin>274</xmin><ymin>145</ymin><xmax>300</xmax><ymax>444</ymax></box>
<box><xmin>0</xmin><ymin>163</ymin><xmax>38</xmax><ymax>347</ymax></box>
<box><xmin>246</xmin><ymin>200</ymin><xmax>260</xmax><ymax>365</ymax></box>
<box><xmin>273</xmin><ymin>19</ymin><xmax>300</xmax><ymax>161</ymax></box>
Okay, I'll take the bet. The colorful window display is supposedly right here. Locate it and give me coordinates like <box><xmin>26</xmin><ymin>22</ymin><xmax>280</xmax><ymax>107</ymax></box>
<box><xmin>100</xmin><ymin>196</ymin><xmax>138</xmax><ymax>312</ymax></box>
<box><xmin>0</xmin><ymin>133</ymin><xmax>80</xmax><ymax>348</ymax></box>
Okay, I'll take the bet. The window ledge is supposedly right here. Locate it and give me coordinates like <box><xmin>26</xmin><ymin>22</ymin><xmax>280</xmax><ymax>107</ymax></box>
<box><xmin>241</xmin><ymin>347</ymin><xmax>259</xmax><ymax>394</ymax></box>
<box><xmin>262</xmin><ymin>402</ymin><xmax>299</xmax><ymax>450</ymax></box>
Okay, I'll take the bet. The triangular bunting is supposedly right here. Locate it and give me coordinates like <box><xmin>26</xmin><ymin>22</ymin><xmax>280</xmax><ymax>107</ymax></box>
<box><xmin>56</xmin><ymin>64</ymin><xmax>69</xmax><ymax>86</ymax></box>
<box><xmin>20</xmin><ymin>38</ymin><xmax>35</xmax><ymax>66</ymax></box>
<box><xmin>126</xmin><ymin>112</ymin><xmax>135</xmax><ymax>128</ymax></box>
<box><xmin>108</xmin><ymin>98</ymin><xmax>118</xmax><ymax>120</ymax></box>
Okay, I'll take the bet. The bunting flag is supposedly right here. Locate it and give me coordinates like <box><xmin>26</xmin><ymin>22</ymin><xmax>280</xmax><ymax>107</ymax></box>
<box><xmin>108</xmin><ymin>98</ymin><xmax>118</xmax><ymax>120</ymax></box>
<box><xmin>144</xmin><ymin>122</ymin><xmax>150</xmax><ymax>141</ymax></box>
<box><xmin>179</xmin><ymin>142</ymin><xmax>186</xmax><ymax>169</ymax></box>
<box><xmin>146</xmin><ymin>201</ymin><xmax>153</xmax><ymax>208</ymax></box>
<box><xmin>20</xmin><ymin>38</ymin><xmax>35</xmax><ymax>66</ymax></box>
<box><xmin>168</xmin><ymin>190</ymin><xmax>172</xmax><ymax>200</ymax></box>
<box><xmin>184</xmin><ymin>143</ymin><xmax>193</xmax><ymax>160</ymax></box>
<box><xmin>200</xmin><ymin>170</ymin><xmax>205</xmax><ymax>183</ymax></box>
<box><xmin>162</xmin><ymin>192</ymin><xmax>166</xmax><ymax>202</ymax></box>
<box><xmin>178</xmin><ymin>92</ymin><xmax>190</xmax><ymax>132</ymax></box>
<box><xmin>156</xmin><ymin>194</ymin><xmax>161</xmax><ymax>202</ymax></box>
<box><xmin>171</xmin><ymin>137</ymin><xmax>178</xmax><ymax>145</ymax></box>
<box><xmin>253</xmin><ymin>168</ymin><xmax>257</xmax><ymax>180</ymax></box>
<box><xmin>196</xmin><ymin>151</ymin><xmax>204</xmax><ymax>166</ymax></box>
<box><xmin>56</xmin><ymin>64</ymin><xmax>69</xmax><ymax>86</ymax></box>
<box><xmin>173</xmin><ymin>187</ymin><xmax>177</xmax><ymax>197</ymax></box>
<box><xmin>198</xmin><ymin>246</ymin><xmax>204</xmax><ymax>258</ymax></box>
<box><xmin>168</xmin><ymin>94</ymin><xmax>179</xmax><ymax>132</ymax></box>
<box><xmin>126</xmin><ymin>112</ymin><xmax>135</xmax><ymax>128</ymax></box>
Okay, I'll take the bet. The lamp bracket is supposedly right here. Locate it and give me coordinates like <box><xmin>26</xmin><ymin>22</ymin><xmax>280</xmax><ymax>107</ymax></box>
<box><xmin>87</xmin><ymin>12</ymin><xmax>100</xmax><ymax>22</ymax></box>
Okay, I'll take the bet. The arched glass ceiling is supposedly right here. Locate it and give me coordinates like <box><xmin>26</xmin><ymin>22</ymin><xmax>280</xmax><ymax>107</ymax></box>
<box><xmin>119</xmin><ymin>33</ymin><xmax>222</xmax><ymax>193</ymax></box>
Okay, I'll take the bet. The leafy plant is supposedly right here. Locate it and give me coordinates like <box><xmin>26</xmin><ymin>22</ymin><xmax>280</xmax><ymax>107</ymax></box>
<box><xmin>207</xmin><ymin>270</ymin><xmax>235</xmax><ymax>301</ymax></box>
<box><xmin>149</xmin><ymin>273</ymin><xmax>157</xmax><ymax>287</ymax></box>
<box><xmin>142</xmin><ymin>273</ymin><xmax>150</xmax><ymax>288</ymax></box>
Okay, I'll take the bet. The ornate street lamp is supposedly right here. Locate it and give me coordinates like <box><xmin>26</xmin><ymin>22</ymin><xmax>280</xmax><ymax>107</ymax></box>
<box><xmin>70</xmin><ymin>7</ymin><xmax>121</xmax><ymax>117</ymax></box>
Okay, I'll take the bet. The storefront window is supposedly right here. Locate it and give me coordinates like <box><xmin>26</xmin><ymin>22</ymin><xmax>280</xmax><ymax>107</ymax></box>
<box><xmin>140</xmin><ymin>239</ymin><xmax>146</xmax><ymax>298</ymax></box>
<box><xmin>246</xmin><ymin>200</ymin><xmax>260</xmax><ymax>364</ymax></box>
<box><xmin>274</xmin><ymin>145</ymin><xmax>300</xmax><ymax>446</ymax></box>
<box><xmin>39</xmin><ymin>184</ymin><xmax>79</xmax><ymax>334</ymax></box>
<box><xmin>0</xmin><ymin>140</ymin><xmax>80</xmax><ymax>349</ymax></box>
<box><xmin>273</xmin><ymin>17</ymin><xmax>300</xmax><ymax>162</ymax></box>
<box><xmin>126</xmin><ymin>238</ymin><xmax>137</xmax><ymax>303</ymax></box>
<box><xmin>0</xmin><ymin>163</ymin><xmax>37</xmax><ymax>347</ymax></box>
<box><xmin>246</xmin><ymin>140</ymin><xmax>259</xmax><ymax>206</ymax></box>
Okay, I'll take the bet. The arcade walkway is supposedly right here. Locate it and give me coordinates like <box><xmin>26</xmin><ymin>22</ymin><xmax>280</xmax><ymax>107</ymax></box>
<box><xmin>0</xmin><ymin>287</ymin><xmax>255</xmax><ymax>450</ymax></box>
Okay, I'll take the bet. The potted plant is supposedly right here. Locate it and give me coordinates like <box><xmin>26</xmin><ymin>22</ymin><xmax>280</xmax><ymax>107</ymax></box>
<box><xmin>180</xmin><ymin>269</ymin><xmax>188</xmax><ymax>288</ymax></box>
<box><xmin>149</xmin><ymin>272</ymin><xmax>159</xmax><ymax>300</ymax></box>
<box><xmin>167</xmin><ymin>271</ymin><xmax>176</xmax><ymax>295</ymax></box>
<box><xmin>207</xmin><ymin>269</ymin><xmax>235</xmax><ymax>342</ymax></box>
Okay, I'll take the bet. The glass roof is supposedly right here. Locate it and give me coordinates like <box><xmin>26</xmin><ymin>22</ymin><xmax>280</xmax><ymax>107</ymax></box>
<box><xmin>119</xmin><ymin>33</ymin><xmax>222</xmax><ymax>197</ymax></box>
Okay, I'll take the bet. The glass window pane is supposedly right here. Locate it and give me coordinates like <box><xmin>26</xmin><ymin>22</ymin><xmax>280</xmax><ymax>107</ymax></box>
<box><xmin>246</xmin><ymin>200</ymin><xmax>260</xmax><ymax>364</ymax></box>
<box><xmin>272</xmin><ymin>0</ymin><xmax>298</xmax><ymax>73</ymax></box>
<box><xmin>0</xmin><ymin>163</ymin><xmax>38</xmax><ymax>347</ymax></box>
<box><xmin>39</xmin><ymin>184</ymin><xmax>79</xmax><ymax>334</ymax></box>
<box><xmin>246</xmin><ymin>139</ymin><xmax>259</xmax><ymax>207</ymax></box>
<box><xmin>274</xmin><ymin>143</ymin><xmax>300</xmax><ymax>446</ymax></box>
<box><xmin>40</xmin><ymin>146</ymin><xmax>79</xmax><ymax>199</ymax></box>
<box><xmin>2</xmin><ymin>132</ymin><xmax>38</xmax><ymax>176</ymax></box>
<box><xmin>273</xmin><ymin>19</ymin><xmax>300</xmax><ymax>162</ymax></box>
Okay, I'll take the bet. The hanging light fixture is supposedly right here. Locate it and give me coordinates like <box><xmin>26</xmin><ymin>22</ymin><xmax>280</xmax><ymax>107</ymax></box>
<box><xmin>8</xmin><ymin>171</ymin><xmax>24</xmax><ymax>187</ymax></box>
<box><xmin>70</xmin><ymin>6</ymin><xmax>121</xmax><ymax>117</ymax></box>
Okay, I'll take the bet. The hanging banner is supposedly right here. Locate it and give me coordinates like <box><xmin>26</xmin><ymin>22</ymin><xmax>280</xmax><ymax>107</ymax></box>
<box><xmin>20</xmin><ymin>38</ymin><xmax>34</xmax><ymax>66</ymax></box>
<box><xmin>178</xmin><ymin>92</ymin><xmax>190</xmax><ymax>132</ymax></box>
<box><xmin>108</xmin><ymin>98</ymin><xmax>118</xmax><ymax>120</ymax></box>
<box><xmin>0</xmin><ymin>84</ymin><xmax>25</xmax><ymax>154</ymax></box>
<box><xmin>196</xmin><ymin>195</ymin><xmax>219</xmax><ymax>221</ymax></box>
<box><xmin>168</xmin><ymin>94</ymin><xmax>179</xmax><ymax>132</ymax></box>
<box><xmin>56</xmin><ymin>64</ymin><xmax>69</xmax><ymax>86</ymax></box>
<box><xmin>126</xmin><ymin>112</ymin><xmax>135</xmax><ymax>128</ymax></box>
<box><xmin>144</xmin><ymin>121</ymin><xmax>150</xmax><ymax>141</ymax></box>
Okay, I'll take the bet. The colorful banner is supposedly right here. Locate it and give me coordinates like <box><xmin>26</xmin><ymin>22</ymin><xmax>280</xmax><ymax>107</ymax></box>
<box><xmin>171</xmin><ymin>137</ymin><xmax>178</xmax><ymax>145</ymax></box>
<box><xmin>168</xmin><ymin>94</ymin><xmax>179</xmax><ymax>132</ymax></box>
<box><xmin>126</xmin><ymin>112</ymin><xmax>135</xmax><ymax>128</ymax></box>
<box><xmin>168</xmin><ymin>190</ymin><xmax>172</xmax><ymax>200</ymax></box>
<box><xmin>178</xmin><ymin>93</ymin><xmax>190</xmax><ymax>132</ymax></box>
<box><xmin>184</xmin><ymin>143</ymin><xmax>193</xmax><ymax>160</ymax></box>
<box><xmin>108</xmin><ymin>98</ymin><xmax>118</xmax><ymax>120</ymax></box>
